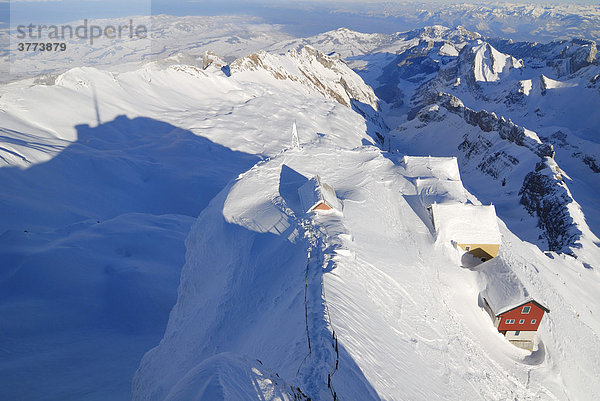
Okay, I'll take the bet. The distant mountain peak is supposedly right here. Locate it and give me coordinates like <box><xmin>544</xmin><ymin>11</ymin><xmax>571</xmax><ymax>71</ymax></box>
<box><xmin>459</xmin><ymin>41</ymin><xmax>523</xmax><ymax>83</ymax></box>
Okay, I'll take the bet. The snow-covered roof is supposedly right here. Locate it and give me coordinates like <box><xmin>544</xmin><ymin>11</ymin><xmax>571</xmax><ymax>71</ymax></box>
<box><xmin>402</xmin><ymin>156</ymin><xmax>461</xmax><ymax>181</ymax></box>
<box><xmin>298</xmin><ymin>176</ymin><xmax>341</xmax><ymax>213</ymax></box>
<box><xmin>431</xmin><ymin>203</ymin><xmax>501</xmax><ymax>244</ymax></box>
<box><xmin>416</xmin><ymin>178</ymin><xmax>468</xmax><ymax>206</ymax></box>
<box><xmin>479</xmin><ymin>257</ymin><xmax>549</xmax><ymax>316</ymax></box>
<box><xmin>479</xmin><ymin>257</ymin><xmax>530</xmax><ymax>316</ymax></box>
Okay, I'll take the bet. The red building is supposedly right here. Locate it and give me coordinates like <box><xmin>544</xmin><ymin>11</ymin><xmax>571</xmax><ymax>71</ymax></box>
<box><xmin>298</xmin><ymin>175</ymin><xmax>341</xmax><ymax>214</ymax></box>
<box><xmin>483</xmin><ymin>298</ymin><xmax>550</xmax><ymax>350</ymax></box>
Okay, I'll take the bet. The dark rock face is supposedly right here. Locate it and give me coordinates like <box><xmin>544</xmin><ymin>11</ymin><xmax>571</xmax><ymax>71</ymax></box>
<box><xmin>581</xmin><ymin>154</ymin><xmax>600</xmax><ymax>173</ymax></box>
<box><xmin>545</xmin><ymin>131</ymin><xmax>600</xmax><ymax>175</ymax></box>
<box><xmin>504</xmin><ymin>87</ymin><xmax>526</xmax><ymax>106</ymax></box>
<box><xmin>458</xmin><ymin>135</ymin><xmax>494</xmax><ymax>160</ymax></box>
<box><xmin>397</xmin><ymin>55</ymin><xmax>440</xmax><ymax>81</ymax></box>
<box><xmin>519</xmin><ymin>161</ymin><xmax>580</xmax><ymax>253</ymax></box>
<box><xmin>437</xmin><ymin>93</ymin><xmax>554</xmax><ymax>158</ymax></box>
<box><xmin>459</xmin><ymin>136</ymin><xmax>519</xmax><ymax>179</ymax></box>
<box><xmin>540</xmin><ymin>75</ymin><xmax>548</xmax><ymax>96</ymax></box>
<box><xmin>563</xmin><ymin>39</ymin><xmax>598</xmax><ymax>74</ymax></box>
<box><xmin>417</xmin><ymin>106</ymin><xmax>446</xmax><ymax>123</ymax></box>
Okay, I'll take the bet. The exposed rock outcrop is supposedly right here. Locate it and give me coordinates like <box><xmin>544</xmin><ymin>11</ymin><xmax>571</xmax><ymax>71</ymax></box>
<box><xmin>435</xmin><ymin>93</ymin><xmax>554</xmax><ymax>158</ymax></box>
<box><xmin>230</xmin><ymin>46</ymin><xmax>379</xmax><ymax>110</ymax></box>
<box><xmin>561</xmin><ymin>39</ymin><xmax>598</xmax><ymax>75</ymax></box>
<box><xmin>519</xmin><ymin>158</ymin><xmax>580</xmax><ymax>253</ymax></box>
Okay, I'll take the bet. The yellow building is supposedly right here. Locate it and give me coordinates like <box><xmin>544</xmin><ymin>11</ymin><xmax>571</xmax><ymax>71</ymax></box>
<box><xmin>455</xmin><ymin>243</ymin><xmax>500</xmax><ymax>260</ymax></box>
<box><xmin>430</xmin><ymin>203</ymin><xmax>501</xmax><ymax>262</ymax></box>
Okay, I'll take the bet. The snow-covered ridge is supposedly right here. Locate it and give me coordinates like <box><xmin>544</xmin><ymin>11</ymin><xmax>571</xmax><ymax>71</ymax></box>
<box><xmin>231</xmin><ymin>46</ymin><xmax>379</xmax><ymax>110</ymax></box>
<box><xmin>268</xmin><ymin>27</ymin><xmax>394</xmax><ymax>59</ymax></box>
<box><xmin>0</xmin><ymin>42</ymin><xmax>378</xmax><ymax>399</ymax></box>
<box><xmin>269</xmin><ymin>25</ymin><xmax>481</xmax><ymax>63</ymax></box>
<box><xmin>133</xmin><ymin>141</ymin><xmax>600</xmax><ymax>400</ymax></box>
<box><xmin>435</xmin><ymin>93</ymin><xmax>551</xmax><ymax>157</ymax></box>
<box><xmin>489</xmin><ymin>37</ymin><xmax>598</xmax><ymax>78</ymax></box>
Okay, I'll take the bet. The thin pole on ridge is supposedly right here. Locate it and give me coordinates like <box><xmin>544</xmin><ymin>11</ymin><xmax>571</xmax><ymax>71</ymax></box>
<box><xmin>292</xmin><ymin>120</ymin><xmax>301</xmax><ymax>150</ymax></box>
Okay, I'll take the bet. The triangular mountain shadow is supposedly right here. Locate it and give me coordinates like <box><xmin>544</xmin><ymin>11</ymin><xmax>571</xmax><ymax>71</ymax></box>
<box><xmin>0</xmin><ymin>115</ymin><xmax>260</xmax><ymax>232</ymax></box>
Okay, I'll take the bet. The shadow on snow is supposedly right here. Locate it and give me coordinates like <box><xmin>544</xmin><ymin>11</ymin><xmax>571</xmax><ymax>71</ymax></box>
<box><xmin>0</xmin><ymin>115</ymin><xmax>260</xmax><ymax>401</ymax></box>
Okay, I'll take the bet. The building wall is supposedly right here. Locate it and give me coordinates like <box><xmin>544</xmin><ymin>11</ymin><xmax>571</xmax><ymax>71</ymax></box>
<box><xmin>508</xmin><ymin>339</ymin><xmax>535</xmax><ymax>351</ymax></box>
<box><xmin>504</xmin><ymin>330</ymin><xmax>536</xmax><ymax>341</ymax></box>
<box><xmin>497</xmin><ymin>302</ymin><xmax>546</xmax><ymax>331</ymax></box>
<box><xmin>456</xmin><ymin>243</ymin><xmax>500</xmax><ymax>259</ymax></box>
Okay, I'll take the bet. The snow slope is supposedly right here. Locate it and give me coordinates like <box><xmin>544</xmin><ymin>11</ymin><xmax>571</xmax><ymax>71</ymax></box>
<box><xmin>0</xmin><ymin>47</ymin><xmax>376</xmax><ymax>400</ymax></box>
<box><xmin>231</xmin><ymin>46</ymin><xmax>378</xmax><ymax>110</ymax></box>
<box><xmin>431</xmin><ymin>203</ymin><xmax>501</xmax><ymax>245</ymax></box>
<box><xmin>133</xmin><ymin>141</ymin><xmax>600</xmax><ymax>400</ymax></box>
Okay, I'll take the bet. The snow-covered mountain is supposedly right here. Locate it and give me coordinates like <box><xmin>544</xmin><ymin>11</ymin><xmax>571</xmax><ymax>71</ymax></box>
<box><xmin>0</xmin><ymin>44</ymin><xmax>379</xmax><ymax>400</ymax></box>
<box><xmin>329</xmin><ymin>2</ymin><xmax>600</xmax><ymax>42</ymax></box>
<box><xmin>132</xmin><ymin>141</ymin><xmax>600</xmax><ymax>401</ymax></box>
<box><xmin>1</xmin><ymin>15</ymin><xmax>600</xmax><ymax>401</ymax></box>
<box><xmin>407</xmin><ymin>42</ymin><xmax>599</xmax><ymax>261</ymax></box>
<box><xmin>264</xmin><ymin>25</ymin><xmax>600</xmax><ymax>266</ymax></box>
<box><xmin>230</xmin><ymin>46</ymin><xmax>378</xmax><ymax>110</ymax></box>
<box><xmin>457</xmin><ymin>40</ymin><xmax>524</xmax><ymax>83</ymax></box>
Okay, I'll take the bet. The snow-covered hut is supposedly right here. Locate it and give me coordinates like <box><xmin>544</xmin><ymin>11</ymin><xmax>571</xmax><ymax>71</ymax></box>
<box><xmin>480</xmin><ymin>258</ymin><xmax>550</xmax><ymax>350</ymax></box>
<box><xmin>401</xmin><ymin>156</ymin><xmax>461</xmax><ymax>181</ymax></box>
<box><xmin>298</xmin><ymin>176</ymin><xmax>341</xmax><ymax>213</ymax></box>
<box><xmin>430</xmin><ymin>203</ymin><xmax>501</xmax><ymax>261</ymax></box>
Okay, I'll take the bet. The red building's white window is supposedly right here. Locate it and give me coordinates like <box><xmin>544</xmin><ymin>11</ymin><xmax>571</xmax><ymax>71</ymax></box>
<box><xmin>531</xmin><ymin>319</ymin><xmax>537</xmax><ymax>324</ymax></box>
<box><xmin>505</xmin><ymin>319</ymin><xmax>515</xmax><ymax>324</ymax></box>
<box><xmin>519</xmin><ymin>319</ymin><xmax>525</xmax><ymax>324</ymax></box>
<box><xmin>522</xmin><ymin>306</ymin><xmax>531</xmax><ymax>314</ymax></box>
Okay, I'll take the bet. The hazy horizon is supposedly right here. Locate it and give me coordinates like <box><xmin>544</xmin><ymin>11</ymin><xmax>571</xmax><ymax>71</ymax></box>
<box><xmin>5</xmin><ymin>0</ymin><xmax>600</xmax><ymax>27</ymax></box>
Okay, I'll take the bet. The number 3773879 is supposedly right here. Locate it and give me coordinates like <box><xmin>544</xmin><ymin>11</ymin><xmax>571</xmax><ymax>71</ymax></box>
<box><xmin>18</xmin><ymin>43</ymin><xmax>67</xmax><ymax>51</ymax></box>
